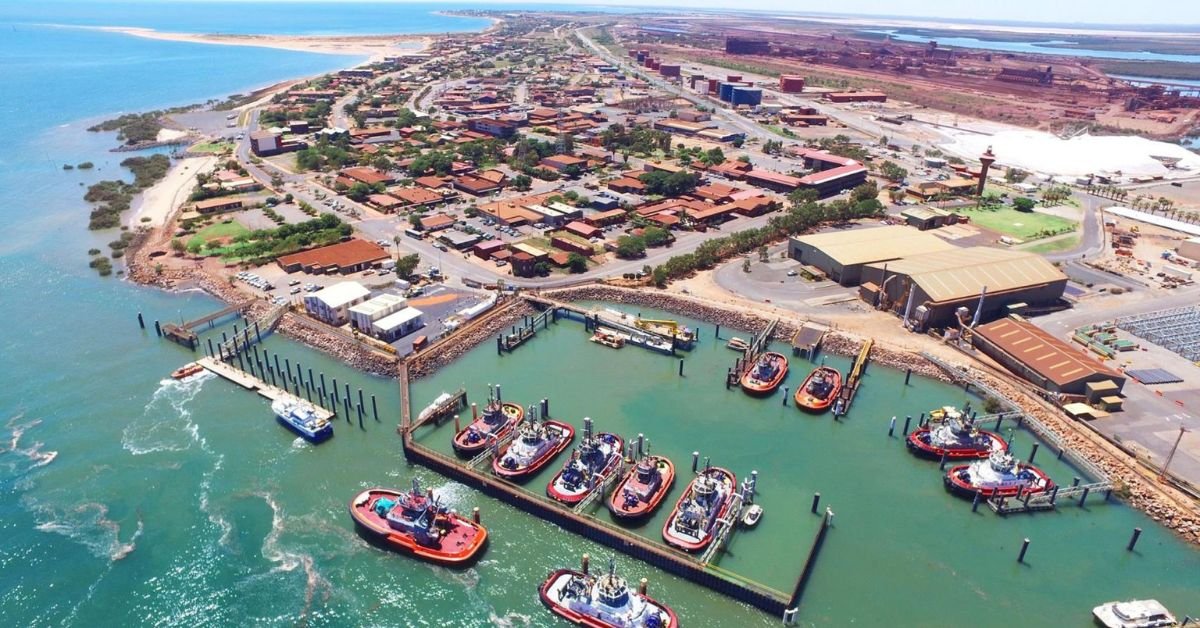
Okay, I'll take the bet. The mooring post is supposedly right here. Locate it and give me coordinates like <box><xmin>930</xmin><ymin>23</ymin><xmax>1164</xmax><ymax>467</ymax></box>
<box><xmin>1072</xmin><ymin>476</ymin><xmax>1080</xmax><ymax>487</ymax></box>
<box><xmin>454</xmin><ymin>414</ymin><xmax>461</xmax><ymax>433</ymax></box>
<box><xmin>497</xmin><ymin>334</ymin><xmax>502</xmax><ymax>355</ymax></box>
<box><xmin>472</xmin><ymin>507</ymin><xmax>480</xmax><ymax>524</ymax></box>
<box><xmin>358</xmin><ymin>389</ymin><xmax>365</xmax><ymax>415</ymax></box>
<box><xmin>903</xmin><ymin>415</ymin><xmax>912</xmax><ymax>436</ymax></box>
<box><xmin>331</xmin><ymin>377</ymin><xmax>339</xmax><ymax>404</ymax></box>
<box><xmin>207</xmin><ymin>338</ymin><xmax>215</xmax><ymax>356</ymax></box>
<box><xmin>1127</xmin><ymin>527</ymin><xmax>1142</xmax><ymax>551</ymax></box>
<box><xmin>888</xmin><ymin>416</ymin><xmax>897</xmax><ymax>437</ymax></box>
<box><xmin>1049</xmin><ymin>485</ymin><xmax>1059</xmax><ymax>504</ymax></box>
<box><xmin>995</xmin><ymin>415</ymin><xmax>1003</xmax><ymax>431</ymax></box>
<box><xmin>581</xmin><ymin>553</ymin><xmax>590</xmax><ymax>575</ymax></box>
<box><xmin>540</xmin><ymin>398</ymin><xmax>549</xmax><ymax>418</ymax></box>
<box><xmin>358</xmin><ymin>405</ymin><xmax>364</xmax><ymax>429</ymax></box>
<box><xmin>1029</xmin><ymin>443</ymin><xmax>1039</xmax><ymax>464</ymax></box>
<box><xmin>678</xmin><ymin>359</ymin><xmax>684</xmax><ymax>377</ymax></box>
<box><xmin>638</xmin><ymin>578</ymin><xmax>648</xmax><ymax>595</ymax></box>
<box><xmin>153</xmin><ymin>320</ymin><xmax>162</xmax><ymax>337</ymax></box>
<box><xmin>939</xmin><ymin>450</ymin><xmax>948</xmax><ymax>470</ymax></box>
<box><xmin>692</xmin><ymin>451</ymin><xmax>699</xmax><ymax>473</ymax></box>
<box><xmin>725</xmin><ymin>367</ymin><xmax>732</xmax><ymax>389</ymax></box>
<box><xmin>254</xmin><ymin>320</ymin><xmax>262</xmax><ymax>343</ymax></box>
<box><xmin>371</xmin><ymin>395</ymin><xmax>379</xmax><ymax>422</ymax></box>
<box><xmin>1079</xmin><ymin>487</ymin><xmax>1090</xmax><ymax>507</ymax></box>
<box><xmin>972</xmin><ymin>490</ymin><xmax>982</xmax><ymax>512</ymax></box>
<box><xmin>137</xmin><ymin>312</ymin><xmax>145</xmax><ymax>329</ymax></box>
<box><xmin>905</xmin><ymin>368</ymin><xmax>912</xmax><ymax>386</ymax></box>
<box><xmin>781</xmin><ymin>386</ymin><xmax>790</xmax><ymax>405</ymax></box>
<box><xmin>1018</xmin><ymin>538</ymin><xmax>1030</xmax><ymax>563</ymax></box>
<box><xmin>715</xmin><ymin>324</ymin><xmax>721</xmax><ymax>339</ymax></box>
<box><xmin>269</xmin><ymin>367</ymin><xmax>277</xmax><ymax>388</ymax></box>
<box><xmin>811</xmin><ymin>492</ymin><xmax>821</xmax><ymax>514</ymax></box>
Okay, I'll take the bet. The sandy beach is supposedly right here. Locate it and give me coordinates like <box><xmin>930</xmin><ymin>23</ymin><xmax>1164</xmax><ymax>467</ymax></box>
<box><xmin>96</xmin><ymin>26</ymin><xmax>431</xmax><ymax>62</ymax></box>
<box><xmin>129</xmin><ymin>155</ymin><xmax>216</xmax><ymax>228</ymax></box>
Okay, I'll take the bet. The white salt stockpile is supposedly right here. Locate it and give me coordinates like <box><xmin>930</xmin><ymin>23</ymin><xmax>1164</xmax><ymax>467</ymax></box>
<box><xmin>941</xmin><ymin>129</ymin><xmax>1200</xmax><ymax>178</ymax></box>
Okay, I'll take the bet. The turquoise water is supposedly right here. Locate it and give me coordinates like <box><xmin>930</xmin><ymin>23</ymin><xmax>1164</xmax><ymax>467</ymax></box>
<box><xmin>1</xmin><ymin>4</ymin><xmax>1199</xmax><ymax>626</ymax></box>
<box><xmin>871</xmin><ymin>29</ymin><xmax>1200</xmax><ymax>63</ymax></box>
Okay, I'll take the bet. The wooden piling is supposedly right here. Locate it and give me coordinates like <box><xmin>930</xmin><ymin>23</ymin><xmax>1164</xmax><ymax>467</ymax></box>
<box><xmin>1017</xmin><ymin>538</ymin><xmax>1030</xmax><ymax>563</ymax></box>
<box><xmin>810</xmin><ymin>492</ymin><xmax>821</xmax><ymax>514</ymax></box>
<box><xmin>1127</xmin><ymin>527</ymin><xmax>1142</xmax><ymax>551</ymax></box>
<box><xmin>137</xmin><ymin>312</ymin><xmax>145</xmax><ymax>329</ymax></box>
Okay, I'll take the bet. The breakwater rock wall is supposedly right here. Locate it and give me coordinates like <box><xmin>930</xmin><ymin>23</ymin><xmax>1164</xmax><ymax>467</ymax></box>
<box><xmin>276</xmin><ymin>314</ymin><xmax>397</xmax><ymax>378</ymax></box>
<box><xmin>407</xmin><ymin>298</ymin><xmax>534</xmax><ymax>381</ymax></box>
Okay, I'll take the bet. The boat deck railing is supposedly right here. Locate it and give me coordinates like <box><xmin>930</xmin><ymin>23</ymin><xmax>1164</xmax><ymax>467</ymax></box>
<box><xmin>700</xmin><ymin>491</ymin><xmax>745</xmax><ymax>565</ymax></box>
<box><xmin>573</xmin><ymin>460</ymin><xmax>626</xmax><ymax>514</ymax></box>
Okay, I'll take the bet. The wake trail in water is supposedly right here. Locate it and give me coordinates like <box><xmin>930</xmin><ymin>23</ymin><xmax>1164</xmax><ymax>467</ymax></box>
<box><xmin>30</xmin><ymin>500</ymin><xmax>144</xmax><ymax>561</ymax></box>
<box><xmin>255</xmin><ymin>491</ymin><xmax>332</xmax><ymax>624</ymax></box>
<box><xmin>122</xmin><ymin>371</ymin><xmax>214</xmax><ymax>456</ymax></box>
<box><xmin>1</xmin><ymin>413</ymin><xmax>59</xmax><ymax>472</ymax></box>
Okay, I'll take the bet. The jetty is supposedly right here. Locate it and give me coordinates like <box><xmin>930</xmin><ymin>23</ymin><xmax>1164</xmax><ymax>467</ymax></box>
<box><xmin>155</xmin><ymin>300</ymin><xmax>254</xmax><ymax>350</ymax></box>
<box><xmin>196</xmin><ymin>356</ymin><xmax>333</xmax><ymax>422</ymax></box>
<box><xmin>397</xmin><ymin>364</ymin><xmax>831</xmax><ymax>623</ymax></box>
<box><xmin>524</xmin><ymin>295</ymin><xmax>683</xmax><ymax>355</ymax></box>
<box><xmin>832</xmin><ymin>338</ymin><xmax>873</xmax><ymax>418</ymax></box>
<box><xmin>726</xmin><ymin>318</ymin><xmax>780</xmax><ymax>388</ymax></box>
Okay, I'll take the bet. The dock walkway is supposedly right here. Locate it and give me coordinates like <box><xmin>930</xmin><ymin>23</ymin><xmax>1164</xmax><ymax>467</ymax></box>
<box><xmin>196</xmin><ymin>356</ymin><xmax>333</xmax><ymax>421</ymax></box>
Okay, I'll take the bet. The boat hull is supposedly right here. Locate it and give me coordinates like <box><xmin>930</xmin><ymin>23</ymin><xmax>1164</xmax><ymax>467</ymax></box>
<box><xmin>492</xmin><ymin>420</ymin><xmax>576</xmax><ymax>481</ymax></box>
<box><xmin>547</xmin><ymin>433</ymin><xmax>625</xmax><ymax>505</ymax></box>
<box><xmin>739</xmin><ymin>352</ymin><xmax>788</xmax><ymax>396</ymax></box>
<box><xmin>539</xmin><ymin>569</ymin><xmax>679</xmax><ymax>628</ymax></box>
<box><xmin>943</xmin><ymin>464</ymin><xmax>1055</xmax><ymax>499</ymax></box>
<box><xmin>906</xmin><ymin>428</ymin><xmax>1007</xmax><ymax>460</ymax></box>
<box><xmin>348</xmin><ymin>489</ymin><xmax>488</xmax><ymax>565</ymax></box>
<box><xmin>276</xmin><ymin>413</ymin><xmax>333</xmax><ymax>443</ymax></box>
<box><xmin>794</xmin><ymin>366</ymin><xmax>842</xmax><ymax>413</ymax></box>
<box><xmin>451</xmin><ymin>402</ymin><xmax>525</xmax><ymax>456</ymax></box>
<box><xmin>171</xmin><ymin>363</ymin><xmax>204</xmax><ymax>379</ymax></box>
<box><xmin>608</xmin><ymin>456</ymin><xmax>676</xmax><ymax>521</ymax></box>
<box><xmin>662</xmin><ymin>467</ymin><xmax>737</xmax><ymax>552</ymax></box>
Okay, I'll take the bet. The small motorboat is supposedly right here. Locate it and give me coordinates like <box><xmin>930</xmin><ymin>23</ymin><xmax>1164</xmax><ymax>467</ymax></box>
<box><xmin>1092</xmin><ymin>599</ymin><xmax>1178</xmax><ymax>628</ymax></box>
<box><xmin>742</xmin><ymin>504</ymin><xmax>763</xmax><ymax>528</ymax></box>
<box><xmin>608</xmin><ymin>455</ymin><xmax>675</xmax><ymax>521</ymax></box>
<box><xmin>348</xmin><ymin>480</ymin><xmax>487</xmax><ymax>565</ymax></box>
<box><xmin>272</xmin><ymin>398</ymin><xmax>332</xmax><ymax>443</ymax></box>
<box><xmin>944</xmin><ymin>451</ymin><xmax>1054</xmax><ymax>499</ymax></box>
<box><xmin>794</xmin><ymin>365</ymin><xmax>842</xmax><ymax>413</ymax></box>
<box><xmin>590</xmin><ymin>330</ymin><xmax>625</xmax><ymax>349</ymax></box>
<box><xmin>171</xmin><ymin>362</ymin><xmax>205</xmax><ymax>379</ymax></box>
<box><xmin>726</xmin><ymin>337</ymin><xmax>749</xmax><ymax>352</ymax></box>
<box><xmin>539</xmin><ymin>557</ymin><xmax>678</xmax><ymax>628</ymax></box>
<box><xmin>740</xmin><ymin>352</ymin><xmax>788</xmax><ymax>396</ymax></box>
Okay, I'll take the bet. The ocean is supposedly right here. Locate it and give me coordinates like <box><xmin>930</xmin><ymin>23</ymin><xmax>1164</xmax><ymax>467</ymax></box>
<box><xmin>2</xmin><ymin>4</ymin><xmax>1199</xmax><ymax>627</ymax></box>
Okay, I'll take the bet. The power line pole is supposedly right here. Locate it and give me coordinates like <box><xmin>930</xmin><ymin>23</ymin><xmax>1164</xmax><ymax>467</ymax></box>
<box><xmin>1159</xmin><ymin>425</ymin><xmax>1189</xmax><ymax>482</ymax></box>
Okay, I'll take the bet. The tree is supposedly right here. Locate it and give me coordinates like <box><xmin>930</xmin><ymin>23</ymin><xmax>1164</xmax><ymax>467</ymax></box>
<box><xmin>511</xmin><ymin>174</ymin><xmax>532</xmax><ymax>191</ymax></box>
<box><xmin>346</xmin><ymin>182</ymin><xmax>372</xmax><ymax>202</ymax></box>
<box><xmin>849</xmin><ymin>181</ymin><xmax>880</xmax><ymax>204</ymax></box>
<box><xmin>395</xmin><ymin>253</ymin><xmax>420</xmax><ymax>278</ymax></box>
<box><xmin>270</xmin><ymin>172</ymin><xmax>284</xmax><ymax>188</ymax></box>
<box><xmin>879</xmin><ymin>160</ymin><xmax>908</xmax><ymax>183</ymax></box>
<box><xmin>408</xmin><ymin>212</ymin><xmax>423</xmax><ymax>228</ymax></box>
<box><xmin>642</xmin><ymin>226</ymin><xmax>671</xmax><ymax>247</ymax></box>
<box><xmin>1005</xmin><ymin>168</ymin><xmax>1029</xmax><ymax>184</ymax></box>
<box><xmin>615</xmin><ymin>235</ymin><xmax>647</xmax><ymax>259</ymax></box>
<box><xmin>566</xmin><ymin>252</ymin><xmax>588</xmax><ymax>273</ymax></box>
<box><xmin>1013</xmin><ymin>197</ymin><xmax>1036</xmax><ymax>212</ymax></box>
<box><xmin>170</xmin><ymin>238</ymin><xmax>186</xmax><ymax>255</ymax></box>
<box><xmin>758</xmin><ymin>245</ymin><xmax>769</xmax><ymax>262</ymax></box>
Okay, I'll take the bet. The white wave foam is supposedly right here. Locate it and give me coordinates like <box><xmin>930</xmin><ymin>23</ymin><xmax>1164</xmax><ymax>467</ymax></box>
<box><xmin>489</xmin><ymin>611</ymin><xmax>534</xmax><ymax>627</ymax></box>
<box><xmin>30</xmin><ymin>500</ymin><xmax>141</xmax><ymax>561</ymax></box>
<box><xmin>122</xmin><ymin>371</ymin><xmax>213</xmax><ymax>455</ymax></box>
<box><xmin>256</xmin><ymin>492</ymin><xmax>331</xmax><ymax>620</ymax></box>
<box><xmin>2</xmin><ymin>414</ymin><xmax>59</xmax><ymax>471</ymax></box>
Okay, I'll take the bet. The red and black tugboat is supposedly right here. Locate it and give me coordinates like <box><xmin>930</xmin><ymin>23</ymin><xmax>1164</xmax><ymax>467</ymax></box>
<box><xmin>540</xmin><ymin>556</ymin><xmax>678</xmax><ymax>628</ymax></box>
<box><xmin>794</xmin><ymin>365</ymin><xmax>842</xmax><ymax>412</ymax></box>
<box><xmin>547</xmin><ymin>418</ymin><xmax>624</xmax><ymax>505</ymax></box>
<box><xmin>740</xmin><ymin>352</ymin><xmax>788</xmax><ymax>395</ymax></box>
<box><xmin>906</xmin><ymin>406</ymin><xmax>1007</xmax><ymax>460</ymax></box>
<box><xmin>493</xmin><ymin>418</ymin><xmax>575</xmax><ymax>481</ymax></box>
<box><xmin>608</xmin><ymin>453</ymin><xmax>675</xmax><ymax>520</ymax></box>
<box><xmin>348</xmin><ymin>479</ymin><xmax>488</xmax><ymax>565</ymax></box>
<box><xmin>451</xmin><ymin>388</ymin><xmax>525</xmax><ymax>456</ymax></box>
<box><xmin>944</xmin><ymin>451</ymin><xmax>1054</xmax><ymax>499</ymax></box>
<box><xmin>662</xmin><ymin>464</ymin><xmax>736</xmax><ymax>552</ymax></box>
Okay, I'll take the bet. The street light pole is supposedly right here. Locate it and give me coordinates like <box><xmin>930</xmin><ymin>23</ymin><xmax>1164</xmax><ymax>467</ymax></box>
<box><xmin>1159</xmin><ymin>425</ymin><xmax>1189</xmax><ymax>482</ymax></box>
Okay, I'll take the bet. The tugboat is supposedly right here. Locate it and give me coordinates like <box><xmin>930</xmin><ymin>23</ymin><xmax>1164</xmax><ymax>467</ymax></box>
<box><xmin>794</xmin><ymin>365</ymin><xmax>842</xmax><ymax>412</ymax></box>
<box><xmin>171</xmin><ymin>362</ymin><xmax>205</xmax><ymax>379</ymax></box>
<box><xmin>590</xmin><ymin>330</ymin><xmax>625</xmax><ymax>349</ymax></box>
<box><xmin>1092</xmin><ymin>600</ymin><xmax>1179</xmax><ymax>628</ymax></box>
<box><xmin>740</xmin><ymin>352</ymin><xmax>788</xmax><ymax>395</ymax></box>
<box><xmin>540</xmin><ymin>556</ymin><xmax>678</xmax><ymax>628</ymax></box>
<box><xmin>944</xmin><ymin>451</ymin><xmax>1054</xmax><ymax>498</ymax></box>
<box><xmin>608</xmin><ymin>455</ymin><xmax>676</xmax><ymax>520</ymax></box>
<box><xmin>493</xmin><ymin>419</ymin><xmax>575</xmax><ymax>481</ymax></box>
<box><xmin>272</xmin><ymin>398</ymin><xmax>333</xmax><ymax>443</ymax></box>
<box><xmin>348</xmin><ymin>479</ymin><xmax>487</xmax><ymax>565</ymax></box>
<box><xmin>451</xmin><ymin>394</ymin><xmax>525</xmax><ymax>456</ymax></box>
<box><xmin>906</xmin><ymin>407</ymin><xmax>1007</xmax><ymax>460</ymax></box>
<box><xmin>547</xmin><ymin>419</ymin><xmax>624</xmax><ymax>505</ymax></box>
<box><xmin>662</xmin><ymin>465</ymin><xmax>736</xmax><ymax>552</ymax></box>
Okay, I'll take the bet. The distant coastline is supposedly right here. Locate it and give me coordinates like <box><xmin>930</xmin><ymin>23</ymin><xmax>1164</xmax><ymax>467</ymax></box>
<box><xmin>90</xmin><ymin>26</ymin><xmax>432</xmax><ymax>62</ymax></box>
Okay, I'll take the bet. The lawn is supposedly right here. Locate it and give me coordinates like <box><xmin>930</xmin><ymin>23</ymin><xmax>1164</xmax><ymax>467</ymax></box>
<box><xmin>1023</xmin><ymin>234</ymin><xmax>1081</xmax><ymax>255</ymax></box>
<box><xmin>187</xmin><ymin>220</ymin><xmax>249</xmax><ymax>249</ymax></box>
<box><xmin>957</xmin><ymin>206</ymin><xmax>1077</xmax><ymax>241</ymax></box>
<box><xmin>189</xmin><ymin>141</ymin><xmax>234</xmax><ymax>154</ymax></box>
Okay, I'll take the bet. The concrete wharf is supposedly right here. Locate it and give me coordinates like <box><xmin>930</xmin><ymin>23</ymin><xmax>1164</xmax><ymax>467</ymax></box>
<box><xmin>524</xmin><ymin>295</ymin><xmax>683</xmax><ymax>355</ymax></box>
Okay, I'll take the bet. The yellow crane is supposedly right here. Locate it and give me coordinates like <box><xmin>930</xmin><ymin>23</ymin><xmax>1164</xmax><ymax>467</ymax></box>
<box><xmin>635</xmin><ymin>317</ymin><xmax>694</xmax><ymax>342</ymax></box>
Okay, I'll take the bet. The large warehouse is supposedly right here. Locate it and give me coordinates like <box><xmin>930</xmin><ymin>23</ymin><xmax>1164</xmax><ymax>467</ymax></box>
<box><xmin>787</xmin><ymin>226</ymin><xmax>955</xmax><ymax>286</ymax></box>
<box><xmin>859</xmin><ymin>247</ymin><xmax>1068</xmax><ymax>329</ymax></box>
<box><xmin>973</xmin><ymin>316</ymin><xmax>1125</xmax><ymax>396</ymax></box>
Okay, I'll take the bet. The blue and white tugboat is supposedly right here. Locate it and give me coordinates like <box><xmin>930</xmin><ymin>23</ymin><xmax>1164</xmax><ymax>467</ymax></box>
<box><xmin>547</xmin><ymin>418</ymin><xmax>624</xmax><ymax>505</ymax></box>
<box><xmin>272</xmin><ymin>398</ymin><xmax>332</xmax><ymax>443</ymax></box>
<box><xmin>540</xmin><ymin>556</ymin><xmax>678</xmax><ymax>628</ymax></box>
